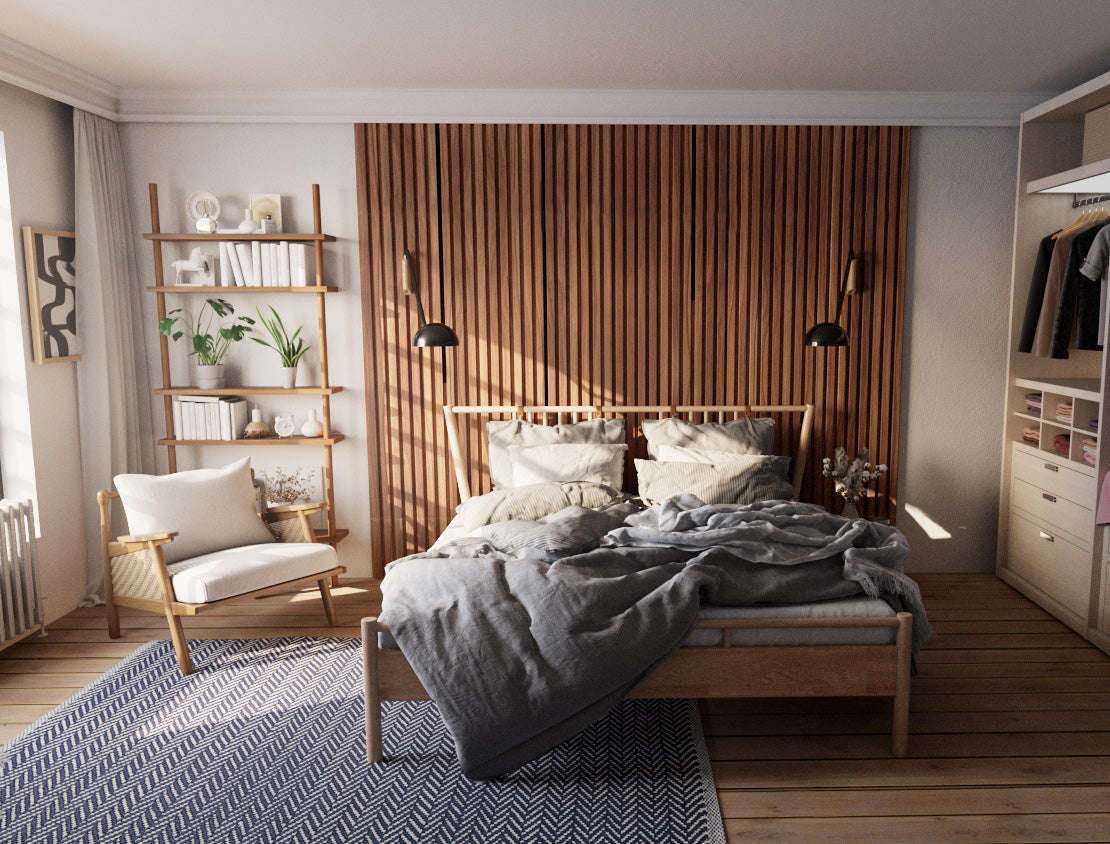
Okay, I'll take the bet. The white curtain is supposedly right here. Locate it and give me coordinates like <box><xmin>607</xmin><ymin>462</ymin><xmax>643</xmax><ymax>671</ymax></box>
<box><xmin>74</xmin><ymin>109</ymin><xmax>156</xmax><ymax>604</ymax></box>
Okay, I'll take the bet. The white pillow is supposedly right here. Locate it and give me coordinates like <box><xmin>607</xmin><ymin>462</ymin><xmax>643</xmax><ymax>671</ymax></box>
<box><xmin>455</xmin><ymin>481</ymin><xmax>626</xmax><ymax>531</ymax></box>
<box><xmin>487</xmin><ymin>417</ymin><xmax>626</xmax><ymax>489</ymax></box>
<box><xmin>635</xmin><ymin>456</ymin><xmax>793</xmax><ymax>506</ymax></box>
<box><xmin>509</xmin><ymin>443</ymin><xmax>627</xmax><ymax>487</ymax></box>
<box><xmin>114</xmin><ymin>457</ymin><xmax>275</xmax><ymax>564</ymax></box>
<box><xmin>641</xmin><ymin>416</ymin><xmax>775</xmax><ymax>459</ymax></box>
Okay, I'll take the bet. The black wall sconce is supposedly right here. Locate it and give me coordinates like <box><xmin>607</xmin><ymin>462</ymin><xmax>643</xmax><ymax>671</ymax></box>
<box><xmin>804</xmin><ymin>250</ymin><xmax>858</xmax><ymax>347</ymax></box>
<box><xmin>401</xmin><ymin>248</ymin><xmax>458</xmax><ymax>348</ymax></box>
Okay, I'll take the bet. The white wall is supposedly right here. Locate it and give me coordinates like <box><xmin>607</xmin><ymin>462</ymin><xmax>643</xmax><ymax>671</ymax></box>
<box><xmin>898</xmin><ymin>126</ymin><xmax>1018</xmax><ymax>572</ymax></box>
<box><xmin>119</xmin><ymin>123</ymin><xmax>370</xmax><ymax>575</ymax></box>
<box><xmin>0</xmin><ymin>80</ymin><xmax>87</xmax><ymax>621</ymax></box>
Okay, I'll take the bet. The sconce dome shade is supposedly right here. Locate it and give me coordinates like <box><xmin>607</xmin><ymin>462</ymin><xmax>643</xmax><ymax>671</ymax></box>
<box><xmin>413</xmin><ymin>322</ymin><xmax>459</xmax><ymax>347</ymax></box>
<box><xmin>804</xmin><ymin>322</ymin><xmax>849</xmax><ymax>347</ymax></box>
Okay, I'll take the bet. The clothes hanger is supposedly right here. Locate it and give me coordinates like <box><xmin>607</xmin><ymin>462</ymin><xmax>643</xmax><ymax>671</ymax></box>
<box><xmin>1053</xmin><ymin>208</ymin><xmax>1097</xmax><ymax>239</ymax></box>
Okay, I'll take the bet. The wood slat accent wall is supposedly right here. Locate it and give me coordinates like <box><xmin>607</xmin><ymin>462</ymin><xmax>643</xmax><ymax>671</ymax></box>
<box><xmin>357</xmin><ymin>123</ymin><xmax>910</xmax><ymax>575</ymax></box>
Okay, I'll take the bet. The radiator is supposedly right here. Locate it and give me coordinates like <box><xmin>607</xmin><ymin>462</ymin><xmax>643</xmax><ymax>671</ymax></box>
<box><xmin>0</xmin><ymin>499</ymin><xmax>44</xmax><ymax>651</ymax></box>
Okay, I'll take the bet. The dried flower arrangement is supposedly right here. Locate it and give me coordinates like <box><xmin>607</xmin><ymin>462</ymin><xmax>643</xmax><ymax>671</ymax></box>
<box><xmin>821</xmin><ymin>446</ymin><xmax>888</xmax><ymax>505</ymax></box>
<box><xmin>258</xmin><ymin>467</ymin><xmax>316</xmax><ymax>506</ymax></box>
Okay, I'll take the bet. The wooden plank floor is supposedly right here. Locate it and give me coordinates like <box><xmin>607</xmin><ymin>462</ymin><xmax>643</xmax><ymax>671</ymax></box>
<box><xmin>3</xmin><ymin>573</ymin><xmax>1110</xmax><ymax>843</ymax></box>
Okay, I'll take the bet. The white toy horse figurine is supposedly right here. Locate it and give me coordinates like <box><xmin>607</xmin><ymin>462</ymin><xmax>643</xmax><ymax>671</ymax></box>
<box><xmin>172</xmin><ymin>247</ymin><xmax>214</xmax><ymax>285</ymax></box>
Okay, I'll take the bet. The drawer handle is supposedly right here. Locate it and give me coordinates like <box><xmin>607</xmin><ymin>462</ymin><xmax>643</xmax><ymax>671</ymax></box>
<box><xmin>1043</xmin><ymin>462</ymin><xmax>1059</xmax><ymax>472</ymax></box>
<box><xmin>1042</xmin><ymin>493</ymin><xmax>1057</xmax><ymax>503</ymax></box>
<box><xmin>1038</xmin><ymin>531</ymin><xmax>1055</xmax><ymax>542</ymax></box>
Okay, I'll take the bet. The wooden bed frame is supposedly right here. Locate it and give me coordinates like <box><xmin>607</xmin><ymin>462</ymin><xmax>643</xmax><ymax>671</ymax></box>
<box><xmin>362</xmin><ymin>404</ymin><xmax>913</xmax><ymax>762</ymax></box>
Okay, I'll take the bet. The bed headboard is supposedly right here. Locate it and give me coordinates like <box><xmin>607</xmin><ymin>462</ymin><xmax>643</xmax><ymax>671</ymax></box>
<box><xmin>443</xmin><ymin>403</ymin><xmax>815</xmax><ymax>503</ymax></box>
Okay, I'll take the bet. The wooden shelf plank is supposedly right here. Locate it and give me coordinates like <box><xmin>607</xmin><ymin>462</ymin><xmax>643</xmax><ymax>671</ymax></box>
<box><xmin>156</xmin><ymin>386</ymin><xmax>343</xmax><ymax>396</ymax></box>
<box><xmin>145</xmin><ymin>232</ymin><xmax>336</xmax><ymax>243</ymax></box>
<box><xmin>147</xmin><ymin>285</ymin><xmax>336</xmax><ymax>294</ymax></box>
<box><xmin>158</xmin><ymin>434</ymin><xmax>345</xmax><ymax>446</ymax></box>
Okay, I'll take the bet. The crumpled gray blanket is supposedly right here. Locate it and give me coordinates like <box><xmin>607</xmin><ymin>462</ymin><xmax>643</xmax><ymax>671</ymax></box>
<box><xmin>379</xmin><ymin>496</ymin><xmax>931</xmax><ymax>779</ymax></box>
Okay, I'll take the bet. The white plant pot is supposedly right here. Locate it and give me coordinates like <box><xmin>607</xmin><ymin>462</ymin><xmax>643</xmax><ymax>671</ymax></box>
<box><xmin>281</xmin><ymin>365</ymin><xmax>298</xmax><ymax>389</ymax></box>
<box><xmin>195</xmin><ymin>363</ymin><xmax>225</xmax><ymax>389</ymax></box>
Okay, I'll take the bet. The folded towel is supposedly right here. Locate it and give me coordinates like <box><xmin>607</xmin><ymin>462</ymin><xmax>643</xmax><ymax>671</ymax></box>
<box><xmin>1086</xmin><ymin>450</ymin><xmax>1097</xmax><ymax>466</ymax></box>
<box><xmin>1054</xmin><ymin>433</ymin><xmax>1071</xmax><ymax>456</ymax></box>
<box><xmin>1090</xmin><ymin>419</ymin><xmax>1099</xmax><ymax>432</ymax></box>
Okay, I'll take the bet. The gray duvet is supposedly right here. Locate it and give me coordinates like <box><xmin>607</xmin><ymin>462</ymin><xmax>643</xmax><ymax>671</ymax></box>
<box><xmin>379</xmin><ymin>496</ymin><xmax>930</xmax><ymax>779</ymax></box>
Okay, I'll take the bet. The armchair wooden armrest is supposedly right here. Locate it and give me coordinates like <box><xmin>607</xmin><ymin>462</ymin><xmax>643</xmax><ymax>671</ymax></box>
<box><xmin>264</xmin><ymin>502</ymin><xmax>326</xmax><ymax>517</ymax></box>
<box><xmin>110</xmin><ymin>532</ymin><xmax>178</xmax><ymax>556</ymax></box>
<box><xmin>261</xmin><ymin>503</ymin><xmax>326</xmax><ymax>542</ymax></box>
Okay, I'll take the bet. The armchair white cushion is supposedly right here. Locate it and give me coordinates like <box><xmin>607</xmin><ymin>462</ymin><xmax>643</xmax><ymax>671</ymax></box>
<box><xmin>114</xmin><ymin>457</ymin><xmax>275</xmax><ymax>564</ymax></box>
<box><xmin>168</xmin><ymin>541</ymin><xmax>338</xmax><ymax>603</ymax></box>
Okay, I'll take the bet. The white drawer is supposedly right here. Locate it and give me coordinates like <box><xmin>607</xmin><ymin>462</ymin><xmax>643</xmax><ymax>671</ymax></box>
<box><xmin>1012</xmin><ymin>445</ymin><xmax>1095</xmax><ymax>506</ymax></box>
<box><xmin>1010</xmin><ymin>478</ymin><xmax>1094</xmax><ymax>550</ymax></box>
<box><xmin>1007</xmin><ymin>510</ymin><xmax>1092</xmax><ymax>618</ymax></box>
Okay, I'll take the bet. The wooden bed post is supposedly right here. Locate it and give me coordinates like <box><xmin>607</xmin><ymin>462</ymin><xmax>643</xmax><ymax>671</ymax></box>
<box><xmin>362</xmin><ymin>616</ymin><xmax>384</xmax><ymax>763</ymax></box>
<box><xmin>892</xmin><ymin>611</ymin><xmax>913</xmax><ymax>757</ymax></box>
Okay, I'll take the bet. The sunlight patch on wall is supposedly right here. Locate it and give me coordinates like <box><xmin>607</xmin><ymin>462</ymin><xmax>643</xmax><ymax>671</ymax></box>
<box><xmin>903</xmin><ymin>502</ymin><xmax>952</xmax><ymax>540</ymax></box>
<box><xmin>0</xmin><ymin>131</ymin><xmax>38</xmax><ymax>506</ymax></box>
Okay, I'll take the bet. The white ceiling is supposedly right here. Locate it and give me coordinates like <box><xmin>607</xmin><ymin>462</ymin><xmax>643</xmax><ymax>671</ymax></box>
<box><xmin>1</xmin><ymin>0</ymin><xmax>1108</xmax><ymax>123</ymax></box>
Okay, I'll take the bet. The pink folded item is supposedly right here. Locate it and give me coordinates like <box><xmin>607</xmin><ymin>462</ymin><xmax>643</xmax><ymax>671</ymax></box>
<box><xmin>1086</xmin><ymin>451</ymin><xmax>1097</xmax><ymax>466</ymax></box>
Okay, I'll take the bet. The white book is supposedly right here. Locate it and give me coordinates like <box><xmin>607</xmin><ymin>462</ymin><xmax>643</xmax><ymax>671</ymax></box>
<box><xmin>218</xmin><ymin>399</ymin><xmax>231</xmax><ymax>441</ymax></box>
<box><xmin>251</xmin><ymin>241</ymin><xmax>262</xmax><ymax>286</ymax></box>
<box><xmin>265</xmin><ymin>242</ymin><xmax>276</xmax><ymax>287</ymax></box>
<box><xmin>278</xmin><ymin>241</ymin><xmax>291</xmax><ymax>286</ymax></box>
<box><xmin>204</xmin><ymin>403</ymin><xmax>220</xmax><ymax>440</ymax></box>
<box><xmin>226</xmin><ymin>241</ymin><xmax>245</xmax><ymax>286</ymax></box>
<box><xmin>219</xmin><ymin>396</ymin><xmax>248</xmax><ymax>440</ymax></box>
<box><xmin>218</xmin><ymin>243</ymin><xmax>231</xmax><ymax>286</ymax></box>
<box><xmin>172</xmin><ymin>397</ymin><xmax>184</xmax><ymax>439</ymax></box>
<box><xmin>233</xmin><ymin>243</ymin><xmax>252</xmax><ymax>286</ymax></box>
<box><xmin>290</xmin><ymin>242</ymin><xmax>308</xmax><ymax>286</ymax></box>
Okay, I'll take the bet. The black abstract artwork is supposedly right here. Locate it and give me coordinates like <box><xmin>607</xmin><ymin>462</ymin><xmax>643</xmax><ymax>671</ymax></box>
<box><xmin>22</xmin><ymin>227</ymin><xmax>78</xmax><ymax>363</ymax></box>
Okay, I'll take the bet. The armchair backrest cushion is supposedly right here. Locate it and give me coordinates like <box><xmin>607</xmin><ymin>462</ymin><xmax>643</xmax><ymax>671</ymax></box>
<box><xmin>114</xmin><ymin>457</ymin><xmax>275</xmax><ymax>564</ymax></box>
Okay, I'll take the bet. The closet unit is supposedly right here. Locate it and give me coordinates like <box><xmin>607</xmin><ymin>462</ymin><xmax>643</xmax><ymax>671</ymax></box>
<box><xmin>998</xmin><ymin>70</ymin><xmax>1110</xmax><ymax>654</ymax></box>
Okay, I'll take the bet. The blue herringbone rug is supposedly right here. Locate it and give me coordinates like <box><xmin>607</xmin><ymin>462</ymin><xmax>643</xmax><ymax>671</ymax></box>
<box><xmin>1</xmin><ymin>637</ymin><xmax>725</xmax><ymax>844</ymax></box>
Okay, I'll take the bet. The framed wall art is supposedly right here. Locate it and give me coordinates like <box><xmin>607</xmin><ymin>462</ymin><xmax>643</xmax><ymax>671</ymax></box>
<box><xmin>21</xmin><ymin>226</ymin><xmax>78</xmax><ymax>363</ymax></box>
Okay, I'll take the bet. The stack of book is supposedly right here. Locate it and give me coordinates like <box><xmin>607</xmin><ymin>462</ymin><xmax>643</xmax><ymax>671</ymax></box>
<box><xmin>217</xmin><ymin>241</ymin><xmax>310</xmax><ymax>287</ymax></box>
<box><xmin>172</xmin><ymin>395</ymin><xmax>250</xmax><ymax>441</ymax></box>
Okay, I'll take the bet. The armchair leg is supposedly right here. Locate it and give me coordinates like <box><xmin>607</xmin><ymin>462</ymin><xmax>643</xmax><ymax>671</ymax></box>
<box><xmin>105</xmin><ymin>594</ymin><xmax>121</xmax><ymax>639</ymax></box>
<box><xmin>164</xmin><ymin>610</ymin><xmax>194</xmax><ymax>675</ymax></box>
<box><xmin>318</xmin><ymin>577</ymin><xmax>339</xmax><ymax>627</ymax></box>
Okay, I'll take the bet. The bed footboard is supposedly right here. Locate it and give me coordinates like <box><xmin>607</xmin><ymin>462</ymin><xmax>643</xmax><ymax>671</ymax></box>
<box><xmin>360</xmin><ymin>612</ymin><xmax>913</xmax><ymax>763</ymax></box>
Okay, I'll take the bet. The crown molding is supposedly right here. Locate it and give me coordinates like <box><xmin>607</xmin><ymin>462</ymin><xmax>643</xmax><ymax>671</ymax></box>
<box><xmin>0</xmin><ymin>32</ymin><xmax>1046</xmax><ymax>127</ymax></box>
<box><xmin>0</xmin><ymin>33</ymin><xmax>119</xmax><ymax>119</ymax></box>
<box><xmin>117</xmin><ymin>86</ymin><xmax>1045</xmax><ymax>126</ymax></box>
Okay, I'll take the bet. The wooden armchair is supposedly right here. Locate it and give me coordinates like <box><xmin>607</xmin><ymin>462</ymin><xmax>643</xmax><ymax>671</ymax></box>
<box><xmin>98</xmin><ymin>458</ymin><xmax>346</xmax><ymax>674</ymax></box>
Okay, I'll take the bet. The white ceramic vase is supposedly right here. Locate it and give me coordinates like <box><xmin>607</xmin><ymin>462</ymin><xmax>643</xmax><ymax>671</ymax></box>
<box><xmin>301</xmin><ymin>408</ymin><xmax>324</xmax><ymax>438</ymax></box>
<box><xmin>281</xmin><ymin>365</ymin><xmax>298</xmax><ymax>389</ymax></box>
<box><xmin>195</xmin><ymin>363</ymin><xmax>225</xmax><ymax>389</ymax></box>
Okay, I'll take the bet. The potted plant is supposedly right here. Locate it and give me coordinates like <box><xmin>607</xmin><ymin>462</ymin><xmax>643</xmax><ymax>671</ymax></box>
<box><xmin>251</xmin><ymin>306</ymin><xmax>310</xmax><ymax>388</ymax></box>
<box><xmin>158</xmin><ymin>298</ymin><xmax>254</xmax><ymax>388</ymax></box>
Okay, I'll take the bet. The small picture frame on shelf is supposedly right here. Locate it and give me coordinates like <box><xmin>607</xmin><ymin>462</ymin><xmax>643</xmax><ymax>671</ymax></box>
<box><xmin>249</xmin><ymin>194</ymin><xmax>282</xmax><ymax>232</ymax></box>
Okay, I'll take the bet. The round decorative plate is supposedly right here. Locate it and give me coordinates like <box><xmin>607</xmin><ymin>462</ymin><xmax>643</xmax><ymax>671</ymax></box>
<box><xmin>185</xmin><ymin>190</ymin><xmax>220</xmax><ymax>225</ymax></box>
